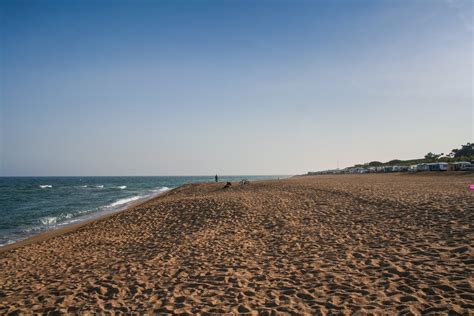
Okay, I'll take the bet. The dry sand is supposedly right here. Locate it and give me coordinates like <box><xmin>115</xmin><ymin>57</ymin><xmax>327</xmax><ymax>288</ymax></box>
<box><xmin>0</xmin><ymin>173</ymin><xmax>473</xmax><ymax>314</ymax></box>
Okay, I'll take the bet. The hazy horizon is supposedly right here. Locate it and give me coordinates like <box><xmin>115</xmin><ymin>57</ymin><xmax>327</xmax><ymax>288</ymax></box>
<box><xmin>1</xmin><ymin>0</ymin><xmax>472</xmax><ymax>176</ymax></box>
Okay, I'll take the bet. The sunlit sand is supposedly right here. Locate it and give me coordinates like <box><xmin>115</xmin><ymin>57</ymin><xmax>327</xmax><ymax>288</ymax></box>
<box><xmin>1</xmin><ymin>173</ymin><xmax>472</xmax><ymax>314</ymax></box>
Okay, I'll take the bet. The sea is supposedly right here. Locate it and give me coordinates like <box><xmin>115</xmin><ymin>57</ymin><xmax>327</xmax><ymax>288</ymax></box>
<box><xmin>0</xmin><ymin>175</ymin><xmax>284</xmax><ymax>247</ymax></box>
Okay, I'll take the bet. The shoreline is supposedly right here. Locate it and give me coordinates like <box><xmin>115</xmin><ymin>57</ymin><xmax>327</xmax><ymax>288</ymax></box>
<box><xmin>0</xmin><ymin>186</ymin><xmax>179</xmax><ymax>253</ymax></box>
<box><xmin>0</xmin><ymin>177</ymin><xmax>278</xmax><ymax>253</ymax></box>
<box><xmin>0</xmin><ymin>172</ymin><xmax>469</xmax><ymax>253</ymax></box>
<box><xmin>0</xmin><ymin>176</ymin><xmax>287</xmax><ymax>250</ymax></box>
<box><xmin>1</xmin><ymin>172</ymin><xmax>469</xmax><ymax>254</ymax></box>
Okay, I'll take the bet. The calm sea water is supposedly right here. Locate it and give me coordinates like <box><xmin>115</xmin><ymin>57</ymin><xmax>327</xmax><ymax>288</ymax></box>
<box><xmin>0</xmin><ymin>175</ymin><xmax>284</xmax><ymax>246</ymax></box>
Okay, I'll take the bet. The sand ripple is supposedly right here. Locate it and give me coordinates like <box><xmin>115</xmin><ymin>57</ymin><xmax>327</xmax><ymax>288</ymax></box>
<box><xmin>0</xmin><ymin>174</ymin><xmax>473</xmax><ymax>314</ymax></box>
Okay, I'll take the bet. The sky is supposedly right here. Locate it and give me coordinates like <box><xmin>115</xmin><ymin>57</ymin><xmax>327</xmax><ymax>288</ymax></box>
<box><xmin>0</xmin><ymin>0</ymin><xmax>472</xmax><ymax>176</ymax></box>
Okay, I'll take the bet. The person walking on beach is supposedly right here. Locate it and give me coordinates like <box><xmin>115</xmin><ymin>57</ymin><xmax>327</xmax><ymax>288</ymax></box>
<box><xmin>215</xmin><ymin>174</ymin><xmax>218</xmax><ymax>182</ymax></box>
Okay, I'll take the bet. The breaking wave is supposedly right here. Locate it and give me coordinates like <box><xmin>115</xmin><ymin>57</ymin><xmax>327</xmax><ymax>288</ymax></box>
<box><xmin>2</xmin><ymin>183</ymin><xmax>175</xmax><ymax>247</ymax></box>
<box><xmin>39</xmin><ymin>213</ymin><xmax>74</xmax><ymax>226</ymax></box>
<box><xmin>108</xmin><ymin>195</ymin><xmax>142</xmax><ymax>207</ymax></box>
<box><xmin>154</xmin><ymin>186</ymin><xmax>170</xmax><ymax>193</ymax></box>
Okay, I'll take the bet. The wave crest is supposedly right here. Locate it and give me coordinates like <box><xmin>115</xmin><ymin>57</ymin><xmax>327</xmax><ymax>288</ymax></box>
<box><xmin>39</xmin><ymin>213</ymin><xmax>74</xmax><ymax>226</ymax></box>
<box><xmin>153</xmin><ymin>186</ymin><xmax>170</xmax><ymax>193</ymax></box>
<box><xmin>108</xmin><ymin>196</ymin><xmax>142</xmax><ymax>207</ymax></box>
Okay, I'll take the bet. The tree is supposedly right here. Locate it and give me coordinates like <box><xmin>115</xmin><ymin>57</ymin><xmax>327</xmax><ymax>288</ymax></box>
<box><xmin>450</xmin><ymin>143</ymin><xmax>474</xmax><ymax>158</ymax></box>
<box><xmin>368</xmin><ymin>161</ymin><xmax>383</xmax><ymax>167</ymax></box>
<box><xmin>424</xmin><ymin>152</ymin><xmax>441</xmax><ymax>161</ymax></box>
<box><xmin>388</xmin><ymin>159</ymin><xmax>402</xmax><ymax>165</ymax></box>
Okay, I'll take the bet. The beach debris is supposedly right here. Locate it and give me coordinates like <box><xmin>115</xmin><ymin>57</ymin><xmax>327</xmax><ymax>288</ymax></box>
<box><xmin>223</xmin><ymin>182</ymin><xmax>232</xmax><ymax>189</ymax></box>
<box><xmin>469</xmin><ymin>185</ymin><xmax>474</xmax><ymax>191</ymax></box>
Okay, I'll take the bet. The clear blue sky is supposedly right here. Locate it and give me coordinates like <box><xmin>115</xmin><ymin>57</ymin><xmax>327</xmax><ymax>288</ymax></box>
<box><xmin>1</xmin><ymin>0</ymin><xmax>472</xmax><ymax>176</ymax></box>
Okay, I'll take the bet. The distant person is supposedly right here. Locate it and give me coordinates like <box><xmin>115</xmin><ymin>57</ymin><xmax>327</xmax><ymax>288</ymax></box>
<box><xmin>215</xmin><ymin>174</ymin><xmax>218</xmax><ymax>182</ymax></box>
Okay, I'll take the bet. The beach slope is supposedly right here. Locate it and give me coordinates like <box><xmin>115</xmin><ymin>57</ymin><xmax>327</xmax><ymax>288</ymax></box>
<box><xmin>1</xmin><ymin>174</ymin><xmax>473</xmax><ymax>314</ymax></box>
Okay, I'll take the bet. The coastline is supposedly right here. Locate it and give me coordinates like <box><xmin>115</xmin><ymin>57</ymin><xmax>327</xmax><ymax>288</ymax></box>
<box><xmin>0</xmin><ymin>186</ymin><xmax>179</xmax><ymax>253</ymax></box>
<box><xmin>1</xmin><ymin>172</ymin><xmax>469</xmax><ymax>253</ymax></box>
<box><xmin>1</xmin><ymin>173</ymin><xmax>472</xmax><ymax>314</ymax></box>
<box><xmin>0</xmin><ymin>177</ymin><xmax>279</xmax><ymax>253</ymax></box>
<box><xmin>0</xmin><ymin>176</ymin><xmax>285</xmax><ymax>249</ymax></box>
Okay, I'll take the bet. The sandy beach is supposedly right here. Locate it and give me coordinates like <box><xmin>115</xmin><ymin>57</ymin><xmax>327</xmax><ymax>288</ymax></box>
<box><xmin>0</xmin><ymin>173</ymin><xmax>473</xmax><ymax>314</ymax></box>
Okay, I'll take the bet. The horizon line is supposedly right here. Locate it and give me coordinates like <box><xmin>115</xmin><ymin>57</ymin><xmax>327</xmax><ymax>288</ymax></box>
<box><xmin>0</xmin><ymin>174</ymin><xmax>293</xmax><ymax>178</ymax></box>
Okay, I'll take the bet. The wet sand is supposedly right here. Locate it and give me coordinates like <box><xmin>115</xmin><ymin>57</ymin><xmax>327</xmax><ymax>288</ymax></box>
<box><xmin>1</xmin><ymin>173</ymin><xmax>473</xmax><ymax>314</ymax></box>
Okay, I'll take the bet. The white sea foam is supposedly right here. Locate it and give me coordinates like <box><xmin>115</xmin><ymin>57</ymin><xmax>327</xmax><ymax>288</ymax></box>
<box><xmin>96</xmin><ymin>185</ymin><xmax>104</xmax><ymax>188</ymax></box>
<box><xmin>60</xmin><ymin>219</ymin><xmax>79</xmax><ymax>225</ymax></box>
<box><xmin>77</xmin><ymin>209</ymin><xmax>93</xmax><ymax>215</ymax></box>
<box><xmin>40</xmin><ymin>216</ymin><xmax>58</xmax><ymax>225</ymax></box>
<box><xmin>108</xmin><ymin>195</ymin><xmax>142</xmax><ymax>207</ymax></box>
<box><xmin>0</xmin><ymin>240</ymin><xmax>16</xmax><ymax>247</ymax></box>
<box><xmin>117</xmin><ymin>185</ymin><xmax>127</xmax><ymax>189</ymax></box>
<box><xmin>153</xmin><ymin>186</ymin><xmax>170</xmax><ymax>193</ymax></box>
<box><xmin>39</xmin><ymin>213</ymin><xmax>74</xmax><ymax>226</ymax></box>
<box><xmin>39</xmin><ymin>184</ymin><xmax>52</xmax><ymax>189</ymax></box>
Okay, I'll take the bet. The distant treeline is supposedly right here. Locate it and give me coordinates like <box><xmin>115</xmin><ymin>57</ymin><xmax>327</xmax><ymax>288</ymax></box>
<box><xmin>353</xmin><ymin>143</ymin><xmax>474</xmax><ymax>168</ymax></box>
